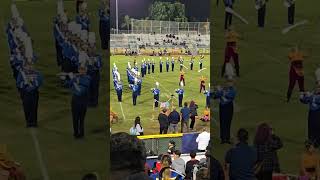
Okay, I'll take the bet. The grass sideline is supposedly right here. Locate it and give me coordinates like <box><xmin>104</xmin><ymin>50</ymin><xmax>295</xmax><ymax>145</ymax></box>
<box><xmin>212</xmin><ymin>0</ymin><xmax>320</xmax><ymax>174</ymax></box>
<box><xmin>110</xmin><ymin>55</ymin><xmax>210</xmax><ymax>135</ymax></box>
<box><xmin>0</xmin><ymin>0</ymin><xmax>107</xmax><ymax>179</ymax></box>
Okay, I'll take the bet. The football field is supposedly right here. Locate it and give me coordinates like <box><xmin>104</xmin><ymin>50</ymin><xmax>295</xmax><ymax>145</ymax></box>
<box><xmin>212</xmin><ymin>0</ymin><xmax>320</xmax><ymax>174</ymax></box>
<box><xmin>110</xmin><ymin>55</ymin><xmax>210</xmax><ymax>135</ymax></box>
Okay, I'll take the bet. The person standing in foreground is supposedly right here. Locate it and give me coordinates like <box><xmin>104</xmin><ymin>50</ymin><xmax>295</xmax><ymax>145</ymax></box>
<box><xmin>185</xmin><ymin>152</ymin><xmax>200</xmax><ymax>180</ymax></box>
<box><xmin>65</xmin><ymin>65</ymin><xmax>91</xmax><ymax>139</ymax></box>
<box><xmin>300</xmin><ymin>85</ymin><xmax>320</xmax><ymax>147</ymax></box>
<box><xmin>225</xmin><ymin>128</ymin><xmax>257</xmax><ymax>180</ymax></box>
<box><xmin>158</xmin><ymin>108</ymin><xmax>169</xmax><ymax>134</ymax></box>
<box><xmin>214</xmin><ymin>78</ymin><xmax>236</xmax><ymax>144</ymax></box>
<box><xmin>176</xmin><ymin>82</ymin><xmax>185</xmax><ymax>107</ymax></box>
<box><xmin>129</xmin><ymin>78</ymin><xmax>139</xmax><ymax>106</ymax></box>
<box><xmin>180</xmin><ymin>102</ymin><xmax>190</xmax><ymax>133</ymax></box>
<box><xmin>151</xmin><ymin>82</ymin><xmax>160</xmax><ymax>108</ymax></box>
<box><xmin>168</xmin><ymin>107</ymin><xmax>181</xmax><ymax>133</ymax></box>
<box><xmin>189</xmin><ymin>100</ymin><xmax>198</xmax><ymax>131</ymax></box>
<box><xmin>196</xmin><ymin>128</ymin><xmax>210</xmax><ymax>152</ymax></box>
<box><xmin>254</xmin><ymin>123</ymin><xmax>283</xmax><ymax>179</ymax></box>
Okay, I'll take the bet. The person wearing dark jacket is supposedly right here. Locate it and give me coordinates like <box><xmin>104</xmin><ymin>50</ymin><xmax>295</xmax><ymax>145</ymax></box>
<box><xmin>185</xmin><ymin>152</ymin><xmax>200</xmax><ymax>180</ymax></box>
<box><xmin>254</xmin><ymin>123</ymin><xmax>283</xmax><ymax>180</ymax></box>
<box><xmin>158</xmin><ymin>108</ymin><xmax>169</xmax><ymax>134</ymax></box>
<box><xmin>168</xmin><ymin>107</ymin><xmax>181</xmax><ymax>133</ymax></box>
<box><xmin>189</xmin><ymin>100</ymin><xmax>198</xmax><ymax>130</ymax></box>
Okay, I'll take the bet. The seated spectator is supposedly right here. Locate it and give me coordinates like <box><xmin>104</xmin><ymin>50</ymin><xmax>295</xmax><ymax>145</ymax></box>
<box><xmin>196</xmin><ymin>128</ymin><xmax>210</xmax><ymax>152</ymax></box>
<box><xmin>185</xmin><ymin>152</ymin><xmax>200</xmax><ymax>180</ymax></box>
<box><xmin>134</xmin><ymin>116</ymin><xmax>144</xmax><ymax>135</ymax></box>
<box><xmin>200</xmin><ymin>107</ymin><xmax>210</xmax><ymax>122</ymax></box>
<box><xmin>110</xmin><ymin>132</ymin><xmax>152</xmax><ymax>180</ymax></box>
<box><xmin>150</xmin><ymin>154</ymin><xmax>184</xmax><ymax>180</ymax></box>
<box><xmin>225</xmin><ymin>128</ymin><xmax>257</xmax><ymax>180</ymax></box>
<box><xmin>0</xmin><ymin>144</ymin><xmax>26</xmax><ymax>180</ymax></box>
<box><xmin>172</xmin><ymin>150</ymin><xmax>186</xmax><ymax>176</ymax></box>
<box><xmin>167</xmin><ymin>140</ymin><xmax>176</xmax><ymax>154</ymax></box>
<box><xmin>300</xmin><ymin>140</ymin><xmax>320</xmax><ymax>179</ymax></box>
<box><xmin>254</xmin><ymin>123</ymin><xmax>283</xmax><ymax>180</ymax></box>
<box><xmin>152</xmin><ymin>154</ymin><xmax>163</xmax><ymax>174</ymax></box>
<box><xmin>82</xmin><ymin>173</ymin><xmax>98</xmax><ymax>180</ymax></box>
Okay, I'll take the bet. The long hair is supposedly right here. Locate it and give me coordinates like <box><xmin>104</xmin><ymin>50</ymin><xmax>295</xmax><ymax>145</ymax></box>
<box><xmin>160</xmin><ymin>155</ymin><xmax>172</xmax><ymax>180</ymax></box>
<box><xmin>134</xmin><ymin>116</ymin><xmax>141</xmax><ymax>128</ymax></box>
<box><xmin>254</xmin><ymin>123</ymin><xmax>272</xmax><ymax>145</ymax></box>
<box><xmin>189</xmin><ymin>100</ymin><xmax>195</xmax><ymax>108</ymax></box>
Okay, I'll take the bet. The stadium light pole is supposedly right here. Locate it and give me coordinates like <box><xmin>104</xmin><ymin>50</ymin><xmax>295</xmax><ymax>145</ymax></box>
<box><xmin>116</xmin><ymin>0</ymin><xmax>119</xmax><ymax>34</ymax></box>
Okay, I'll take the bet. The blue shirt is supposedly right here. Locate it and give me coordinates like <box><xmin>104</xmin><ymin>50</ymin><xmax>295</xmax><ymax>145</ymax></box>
<box><xmin>176</xmin><ymin>89</ymin><xmax>184</xmax><ymax>95</ymax></box>
<box><xmin>152</xmin><ymin>88</ymin><xmax>160</xmax><ymax>96</ymax></box>
<box><xmin>66</xmin><ymin>75</ymin><xmax>91</xmax><ymax>96</ymax></box>
<box><xmin>214</xmin><ymin>86</ymin><xmax>236</xmax><ymax>105</ymax></box>
<box><xmin>180</xmin><ymin>107</ymin><xmax>190</xmax><ymax>121</ymax></box>
<box><xmin>300</xmin><ymin>93</ymin><xmax>320</xmax><ymax>111</ymax></box>
<box><xmin>225</xmin><ymin>142</ymin><xmax>257</xmax><ymax>180</ymax></box>
<box><xmin>76</xmin><ymin>15</ymin><xmax>90</xmax><ymax>31</ymax></box>
<box><xmin>16</xmin><ymin>70</ymin><xmax>43</xmax><ymax>92</ymax></box>
<box><xmin>114</xmin><ymin>80</ymin><xmax>122</xmax><ymax>91</ymax></box>
<box><xmin>129</xmin><ymin>84</ymin><xmax>139</xmax><ymax>94</ymax></box>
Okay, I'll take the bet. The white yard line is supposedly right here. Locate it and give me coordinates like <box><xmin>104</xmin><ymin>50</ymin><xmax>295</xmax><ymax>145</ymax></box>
<box><xmin>119</xmin><ymin>102</ymin><xmax>126</xmax><ymax>121</ymax></box>
<box><xmin>29</xmin><ymin>128</ymin><xmax>50</xmax><ymax>180</ymax></box>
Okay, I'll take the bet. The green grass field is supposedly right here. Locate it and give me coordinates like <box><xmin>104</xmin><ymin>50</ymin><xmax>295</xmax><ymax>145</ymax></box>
<box><xmin>110</xmin><ymin>55</ymin><xmax>210</xmax><ymax>135</ymax></box>
<box><xmin>0</xmin><ymin>0</ymin><xmax>107</xmax><ymax>179</ymax></box>
<box><xmin>212</xmin><ymin>0</ymin><xmax>320</xmax><ymax>174</ymax></box>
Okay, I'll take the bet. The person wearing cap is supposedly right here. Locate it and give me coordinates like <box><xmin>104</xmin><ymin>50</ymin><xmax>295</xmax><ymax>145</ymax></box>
<box><xmin>171</xmin><ymin>57</ymin><xmax>175</xmax><ymax>71</ymax></box>
<box><xmin>76</xmin><ymin>2</ymin><xmax>90</xmax><ymax>31</ymax></box>
<box><xmin>204</xmin><ymin>83</ymin><xmax>211</xmax><ymax>108</ymax></box>
<box><xmin>64</xmin><ymin>65</ymin><xmax>91</xmax><ymax>138</ymax></box>
<box><xmin>287</xmin><ymin>45</ymin><xmax>306</xmax><ymax>102</ymax></box>
<box><xmin>176</xmin><ymin>82</ymin><xmax>185</xmax><ymax>107</ymax></box>
<box><xmin>214</xmin><ymin>79</ymin><xmax>236</xmax><ymax>144</ymax></box>
<box><xmin>159</xmin><ymin>57</ymin><xmax>163</xmax><ymax>73</ymax></box>
<box><xmin>199</xmin><ymin>55</ymin><xmax>204</xmax><ymax>70</ymax></box>
<box><xmin>151</xmin><ymin>82</ymin><xmax>160</xmax><ymax>107</ymax></box>
<box><xmin>87</xmin><ymin>32</ymin><xmax>102</xmax><ymax>107</ymax></box>
<box><xmin>129</xmin><ymin>78</ymin><xmax>139</xmax><ymax>106</ymax></box>
<box><xmin>190</xmin><ymin>56</ymin><xmax>194</xmax><ymax>70</ymax></box>
<box><xmin>166</xmin><ymin>58</ymin><xmax>170</xmax><ymax>72</ymax></box>
<box><xmin>300</xmin><ymin>85</ymin><xmax>320</xmax><ymax>147</ymax></box>
<box><xmin>98</xmin><ymin>0</ymin><xmax>109</xmax><ymax>50</ymax></box>
<box><xmin>151</xmin><ymin>59</ymin><xmax>155</xmax><ymax>73</ymax></box>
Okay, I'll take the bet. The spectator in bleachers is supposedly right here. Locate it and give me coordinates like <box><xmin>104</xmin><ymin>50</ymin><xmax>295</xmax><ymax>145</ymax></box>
<box><xmin>185</xmin><ymin>152</ymin><xmax>200</xmax><ymax>180</ymax></box>
<box><xmin>168</xmin><ymin>107</ymin><xmax>181</xmax><ymax>133</ymax></box>
<box><xmin>158</xmin><ymin>108</ymin><xmax>169</xmax><ymax>134</ymax></box>
<box><xmin>172</xmin><ymin>150</ymin><xmax>186</xmax><ymax>176</ymax></box>
<box><xmin>225</xmin><ymin>128</ymin><xmax>257</xmax><ymax>180</ymax></box>
<box><xmin>167</xmin><ymin>140</ymin><xmax>176</xmax><ymax>155</ymax></box>
<box><xmin>180</xmin><ymin>102</ymin><xmax>190</xmax><ymax>133</ymax></box>
<box><xmin>110</xmin><ymin>132</ymin><xmax>152</xmax><ymax>180</ymax></box>
<box><xmin>196</xmin><ymin>128</ymin><xmax>210</xmax><ymax>152</ymax></box>
<box><xmin>254</xmin><ymin>123</ymin><xmax>283</xmax><ymax>180</ymax></box>
<box><xmin>152</xmin><ymin>154</ymin><xmax>163</xmax><ymax>174</ymax></box>
<box><xmin>300</xmin><ymin>140</ymin><xmax>320</xmax><ymax>179</ymax></box>
<box><xmin>150</xmin><ymin>154</ymin><xmax>184</xmax><ymax>180</ymax></box>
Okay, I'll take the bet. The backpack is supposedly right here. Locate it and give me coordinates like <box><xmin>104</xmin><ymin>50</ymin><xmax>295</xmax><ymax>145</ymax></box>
<box><xmin>129</xmin><ymin>127</ymin><xmax>138</xmax><ymax>135</ymax></box>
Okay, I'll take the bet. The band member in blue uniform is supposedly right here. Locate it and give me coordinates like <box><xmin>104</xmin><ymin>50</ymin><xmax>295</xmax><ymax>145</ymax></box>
<box><xmin>151</xmin><ymin>59</ymin><xmax>155</xmax><ymax>73</ymax></box>
<box><xmin>199</xmin><ymin>55</ymin><xmax>204</xmax><ymax>70</ymax></box>
<box><xmin>17</xmin><ymin>63</ymin><xmax>43</xmax><ymax>128</ymax></box>
<box><xmin>65</xmin><ymin>65</ymin><xmax>91</xmax><ymax>138</ymax></box>
<box><xmin>285</xmin><ymin>0</ymin><xmax>295</xmax><ymax>25</ymax></box>
<box><xmin>98</xmin><ymin>0</ymin><xmax>109</xmax><ymax>50</ymax></box>
<box><xmin>256</xmin><ymin>0</ymin><xmax>268</xmax><ymax>27</ymax></box>
<box><xmin>87</xmin><ymin>32</ymin><xmax>102</xmax><ymax>107</ymax></box>
<box><xmin>151</xmin><ymin>82</ymin><xmax>160</xmax><ymax>107</ymax></box>
<box><xmin>141</xmin><ymin>60</ymin><xmax>146</xmax><ymax>77</ymax></box>
<box><xmin>137</xmin><ymin>76</ymin><xmax>142</xmax><ymax>96</ymax></box>
<box><xmin>300</xmin><ymin>86</ymin><xmax>320</xmax><ymax>147</ymax></box>
<box><xmin>76</xmin><ymin>2</ymin><xmax>90</xmax><ymax>31</ymax></box>
<box><xmin>204</xmin><ymin>83</ymin><xmax>211</xmax><ymax>108</ymax></box>
<box><xmin>129</xmin><ymin>78</ymin><xmax>139</xmax><ymax>106</ymax></box>
<box><xmin>147</xmin><ymin>59</ymin><xmax>151</xmax><ymax>74</ymax></box>
<box><xmin>171</xmin><ymin>57</ymin><xmax>175</xmax><ymax>71</ymax></box>
<box><xmin>166</xmin><ymin>58</ymin><xmax>170</xmax><ymax>72</ymax></box>
<box><xmin>114</xmin><ymin>79</ymin><xmax>122</xmax><ymax>102</ymax></box>
<box><xmin>159</xmin><ymin>57</ymin><xmax>163</xmax><ymax>73</ymax></box>
<box><xmin>190</xmin><ymin>56</ymin><xmax>194</xmax><ymax>70</ymax></box>
<box><xmin>214</xmin><ymin>78</ymin><xmax>236</xmax><ymax>144</ymax></box>
<box><xmin>176</xmin><ymin>82</ymin><xmax>184</xmax><ymax>107</ymax></box>
<box><xmin>224</xmin><ymin>0</ymin><xmax>234</xmax><ymax>30</ymax></box>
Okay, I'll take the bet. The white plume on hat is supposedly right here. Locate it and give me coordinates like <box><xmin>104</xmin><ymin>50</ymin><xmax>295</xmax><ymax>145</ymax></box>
<box><xmin>315</xmin><ymin>68</ymin><xmax>320</xmax><ymax>84</ymax></box>
<box><xmin>24</xmin><ymin>37</ymin><xmax>33</xmax><ymax>59</ymax></box>
<box><xmin>88</xmin><ymin>32</ymin><xmax>96</xmax><ymax>45</ymax></box>
<box><xmin>225</xmin><ymin>62</ymin><xmax>234</xmax><ymax>80</ymax></box>
<box><xmin>134</xmin><ymin>78</ymin><xmax>138</xmax><ymax>84</ymax></box>
<box><xmin>78</xmin><ymin>51</ymin><xmax>88</xmax><ymax>66</ymax></box>
<box><xmin>80</xmin><ymin>30</ymin><xmax>88</xmax><ymax>41</ymax></box>
<box><xmin>81</xmin><ymin>2</ymin><xmax>88</xmax><ymax>11</ymax></box>
<box><xmin>180</xmin><ymin>81</ymin><xmax>184</xmax><ymax>87</ymax></box>
<box><xmin>61</xmin><ymin>13</ymin><xmax>68</xmax><ymax>24</ymax></box>
<box><xmin>75</xmin><ymin>24</ymin><xmax>82</xmax><ymax>37</ymax></box>
<box><xmin>208</xmin><ymin>83</ymin><xmax>211</xmax><ymax>88</ymax></box>
<box><xmin>68</xmin><ymin>21</ymin><xmax>77</xmax><ymax>33</ymax></box>
<box><xmin>11</xmin><ymin>4</ymin><xmax>19</xmax><ymax>18</ymax></box>
<box><xmin>156</xmin><ymin>82</ymin><xmax>159</xmax><ymax>87</ymax></box>
<box><xmin>128</xmin><ymin>62</ymin><xmax>131</xmax><ymax>69</ymax></box>
<box><xmin>57</xmin><ymin>0</ymin><xmax>64</xmax><ymax>15</ymax></box>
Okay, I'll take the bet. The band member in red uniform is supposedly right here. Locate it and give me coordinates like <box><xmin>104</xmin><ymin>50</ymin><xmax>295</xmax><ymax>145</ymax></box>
<box><xmin>179</xmin><ymin>70</ymin><xmax>185</xmax><ymax>86</ymax></box>
<box><xmin>287</xmin><ymin>46</ymin><xmax>306</xmax><ymax>102</ymax></box>
<box><xmin>222</xmin><ymin>27</ymin><xmax>240</xmax><ymax>77</ymax></box>
<box><xmin>199</xmin><ymin>76</ymin><xmax>207</xmax><ymax>93</ymax></box>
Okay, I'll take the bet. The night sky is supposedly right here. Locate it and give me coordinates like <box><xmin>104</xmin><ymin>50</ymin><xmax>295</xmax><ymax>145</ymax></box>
<box><xmin>110</xmin><ymin>0</ymin><xmax>210</xmax><ymax>29</ymax></box>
